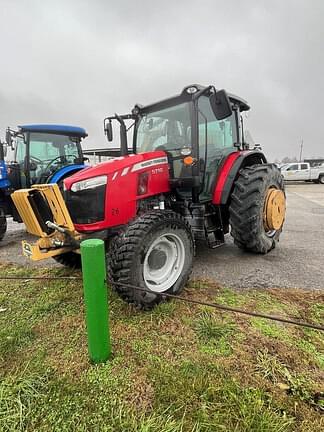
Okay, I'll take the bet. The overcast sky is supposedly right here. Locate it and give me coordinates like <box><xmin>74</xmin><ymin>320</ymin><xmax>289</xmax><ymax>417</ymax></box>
<box><xmin>1</xmin><ymin>0</ymin><xmax>323</xmax><ymax>161</ymax></box>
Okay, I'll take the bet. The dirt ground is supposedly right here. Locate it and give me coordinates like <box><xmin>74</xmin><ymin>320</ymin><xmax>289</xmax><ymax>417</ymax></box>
<box><xmin>1</xmin><ymin>183</ymin><xmax>324</xmax><ymax>290</ymax></box>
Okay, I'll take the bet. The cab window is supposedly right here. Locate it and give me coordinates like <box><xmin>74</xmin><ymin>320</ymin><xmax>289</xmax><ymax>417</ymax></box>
<box><xmin>198</xmin><ymin>96</ymin><xmax>237</xmax><ymax>199</ymax></box>
<box><xmin>287</xmin><ymin>164</ymin><xmax>298</xmax><ymax>171</ymax></box>
<box><xmin>136</xmin><ymin>102</ymin><xmax>191</xmax><ymax>178</ymax></box>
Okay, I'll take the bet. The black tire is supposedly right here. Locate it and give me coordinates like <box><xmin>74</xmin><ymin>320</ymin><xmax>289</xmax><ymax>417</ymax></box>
<box><xmin>52</xmin><ymin>252</ymin><xmax>81</xmax><ymax>268</ymax></box>
<box><xmin>0</xmin><ymin>207</ymin><xmax>7</xmax><ymax>242</ymax></box>
<box><xmin>229</xmin><ymin>164</ymin><xmax>285</xmax><ymax>254</ymax></box>
<box><xmin>108</xmin><ymin>210</ymin><xmax>194</xmax><ymax>309</ymax></box>
<box><xmin>318</xmin><ymin>175</ymin><xmax>324</xmax><ymax>184</ymax></box>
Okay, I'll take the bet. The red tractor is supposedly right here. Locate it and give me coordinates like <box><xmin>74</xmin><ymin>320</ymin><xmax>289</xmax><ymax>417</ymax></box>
<box><xmin>13</xmin><ymin>84</ymin><xmax>286</xmax><ymax>308</ymax></box>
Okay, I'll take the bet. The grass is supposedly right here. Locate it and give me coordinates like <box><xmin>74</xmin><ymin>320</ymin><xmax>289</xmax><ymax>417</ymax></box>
<box><xmin>256</xmin><ymin>350</ymin><xmax>312</xmax><ymax>397</ymax></box>
<box><xmin>0</xmin><ymin>263</ymin><xmax>323</xmax><ymax>431</ymax></box>
<box><xmin>251</xmin><ymin>318</ymin><xmax>291</xmax><ymax>341</ymax></box>
<box><xmin>194</xmin><ymin>310</ymin><xmax>238</xmax><ymax>356</ymax></box>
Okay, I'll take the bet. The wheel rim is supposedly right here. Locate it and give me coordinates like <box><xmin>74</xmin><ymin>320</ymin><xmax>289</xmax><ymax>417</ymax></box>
<box><xmin>263</xmin><ymin>188</ymin><xmax>286</xmax><ymax>235</ymax></box>
<box><xmin>143</xmin><ymin>233</ymin><xmax>186</xmax><ymax>293</ymax></box>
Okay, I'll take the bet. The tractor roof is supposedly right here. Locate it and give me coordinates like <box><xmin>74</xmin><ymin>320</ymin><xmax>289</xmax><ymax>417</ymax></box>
<box><xmin>136</xmin><ymin>84</ymin><xmax>250</xmax><ymax>114</ymax></box>
<box><xmin>18</xmin><ymin>124</ymin><xmax>88</xmax><ymax>138</ymax></box>
<box><xmin>227</xmin><ymin>93</ymin><xmax>250</xmax><ymax>112</ymax></box>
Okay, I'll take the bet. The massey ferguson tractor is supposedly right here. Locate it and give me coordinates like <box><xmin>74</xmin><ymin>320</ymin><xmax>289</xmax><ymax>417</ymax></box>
<box><xmin>12</xmin><ymin>84</ymin><xmax>286</xmax><ymax>308</ymax></box>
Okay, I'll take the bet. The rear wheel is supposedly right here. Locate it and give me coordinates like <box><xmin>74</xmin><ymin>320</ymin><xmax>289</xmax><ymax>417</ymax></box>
<box><xmin>52</xmin><ymin>251</ymin><xmax>81</xmax><ymax>268</ymax></box>
<box><xmin>319</xmin><ymin>175</ymin><xmax>324</xmax><ymax>184</ymax></box>
<box><xmin>229</xmin><ymin>164</ymin><xmax>286</xmax><ymax>253</ymax></box>
<box><xmin>0</xmin><ymin>207</ymin><xmax>7</xmax><ymax>241</ymax></box>
<box><xmin>108</xmin><ymin>211</ymin><xmax>194</xmax><ymax>309</ymax></box>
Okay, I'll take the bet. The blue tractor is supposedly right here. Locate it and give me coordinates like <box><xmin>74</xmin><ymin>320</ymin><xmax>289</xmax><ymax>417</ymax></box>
<box><xmin>0</xmin><ymin>124</ymin><xmax>88</xmax><ymax>241</ymax></box>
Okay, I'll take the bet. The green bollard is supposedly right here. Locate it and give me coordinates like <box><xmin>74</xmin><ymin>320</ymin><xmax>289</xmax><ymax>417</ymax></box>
<box><xmin>81</xmin><ymin>239</ymin><xmax>111</xmax><ymax>363</ymax></box>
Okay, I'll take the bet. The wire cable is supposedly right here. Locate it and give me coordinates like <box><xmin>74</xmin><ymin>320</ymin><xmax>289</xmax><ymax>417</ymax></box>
<box><xmin>0</xmin><ymin>275</ymin><xmax>322</xmax><ymax>331</ymax></box>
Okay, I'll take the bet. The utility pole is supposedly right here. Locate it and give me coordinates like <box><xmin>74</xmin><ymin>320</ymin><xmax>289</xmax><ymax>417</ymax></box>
<box><xmin>299</xmin><ymin>138</ymin><xmax>303</xmax><ymax>162</ymax></box>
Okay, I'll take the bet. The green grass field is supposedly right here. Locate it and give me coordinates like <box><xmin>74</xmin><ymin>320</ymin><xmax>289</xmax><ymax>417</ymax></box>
<box><xmin>0</xmin><ymin>263</ymin><xmax>323</xmax><ymax>431</ymax></box>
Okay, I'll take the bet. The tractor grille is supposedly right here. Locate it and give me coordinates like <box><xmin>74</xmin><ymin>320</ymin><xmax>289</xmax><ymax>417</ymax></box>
<box><xmin>64</xmin><ymin>185</ymin><xmax>106</xmax><ymax>225</ymax></box>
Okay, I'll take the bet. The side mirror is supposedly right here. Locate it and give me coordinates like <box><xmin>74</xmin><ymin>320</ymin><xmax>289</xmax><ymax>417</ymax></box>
<box><xmin>210</xmin><ymin>89</ymin><xmax>232</xmax><ymax>120</ymax></box>
<box><xmin>5</xmin><ymin>129</ymin><xmax>13</xmax><ymax>149</ymax></box>
<box><xmin>105</xmin><ymin>121</ymin><xmax>113</xmax><ymax>142</ymax></box>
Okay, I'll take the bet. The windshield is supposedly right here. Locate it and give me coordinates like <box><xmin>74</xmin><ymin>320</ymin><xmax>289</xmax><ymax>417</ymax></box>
<box><xmin>136</xmin><ymin>102</ymin><xmax>191</xmax><ymax>154</ymax></box>
<box><xmin>16</xmin><ymin>133</ymin><xmax>81</xmax><ymax>164</ymax></box>
<box><xmin>15</xmin><ymin>132</ymin><xmax>82</xmax><ymax>185</ymax></box>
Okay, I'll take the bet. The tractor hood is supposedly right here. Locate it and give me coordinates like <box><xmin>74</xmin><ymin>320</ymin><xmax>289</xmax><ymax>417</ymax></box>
<box><xmin>64</xmin><ymin>151</ymin><xmax>167</xmax><ymax>191</ymax></box>
<box><xmin>63</xmin><ymin>150</ymin><xmax>170</xmax><ymax>231</ymax></box>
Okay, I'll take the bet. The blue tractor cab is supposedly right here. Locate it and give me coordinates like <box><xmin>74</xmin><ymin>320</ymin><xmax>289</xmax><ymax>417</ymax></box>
<box><xmin>0</xmin><ymin>124</ymin><xmax>88</xmax><ymax>240</ymax></box>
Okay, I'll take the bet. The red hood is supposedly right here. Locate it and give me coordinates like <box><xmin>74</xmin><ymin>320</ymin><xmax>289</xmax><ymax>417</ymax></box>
<box><xmin>64</xmin><ymin>151</ymin><xmax>167</xmax><ymax>190</ymax></box>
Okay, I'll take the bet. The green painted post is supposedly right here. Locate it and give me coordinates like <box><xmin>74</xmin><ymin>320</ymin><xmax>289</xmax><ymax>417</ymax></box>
<box><xmin>81</xmin><ymin>239</ymin><xmax>111</xmax><ymax>363</ymax></box>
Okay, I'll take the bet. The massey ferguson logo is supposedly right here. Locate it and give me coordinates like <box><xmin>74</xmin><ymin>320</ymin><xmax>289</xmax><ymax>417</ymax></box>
<box><xmin>131</xmin><ymin>157</ymin><xmax>168</xmax><ymax>173</ymax></box>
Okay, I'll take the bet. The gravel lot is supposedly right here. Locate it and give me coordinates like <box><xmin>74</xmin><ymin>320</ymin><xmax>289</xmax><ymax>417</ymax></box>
<box><xmin>1</xmin><ymin>183</ymin><xmax>323</xmax><ymax>290</ymax></box>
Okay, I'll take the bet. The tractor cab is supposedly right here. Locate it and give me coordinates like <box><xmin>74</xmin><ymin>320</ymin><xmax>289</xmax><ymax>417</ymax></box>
<box><xmin>0</xmin><ymin>124</ymin><xmax>88</xmax><ymax>236</ymax></box>
<box><xmin>5</xmin><ymin>124</ymin><xmax>87</xmax><ymax>189</ymax></box>
<box><xmin>104</xmin><ymin>84</ymin><xmax>251</xmax><ymax>203</ymax></box>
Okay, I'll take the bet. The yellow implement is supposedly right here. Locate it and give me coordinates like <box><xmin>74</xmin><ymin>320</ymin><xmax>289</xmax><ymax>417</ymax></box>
<box><xmin>11</xmin><ymin>184</ymin><xmax>80</xmax><ymax>260</ymax></box>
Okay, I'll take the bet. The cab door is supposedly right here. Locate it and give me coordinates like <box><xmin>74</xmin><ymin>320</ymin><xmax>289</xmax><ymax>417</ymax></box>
<box><xmin>284</xmin><ymin>163</ymin><xmax>299</xmax><ymax>180</ymax></box>
<box><xmin>298</xmin><ymin>163</ymin><xmax>310</xmax><ymax>180</ymax></box>
<box><xmin>197</xmin><ymin>96</ymin><xmax>238</xmax><ymax>200</ymax></box>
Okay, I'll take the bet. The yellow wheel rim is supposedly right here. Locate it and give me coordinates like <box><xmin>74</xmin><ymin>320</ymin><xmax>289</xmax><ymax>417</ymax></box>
<box><xmin>263</xmin><ymin>188</ymin><xmax>286</xmax><ymax>231</ymax></box>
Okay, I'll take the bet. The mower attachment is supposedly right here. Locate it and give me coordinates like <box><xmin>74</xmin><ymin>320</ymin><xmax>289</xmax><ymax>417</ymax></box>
<box><xmin>11</xmin><ymin>184</ymin><xmax>80</xmax><ymax>260</ymax></box>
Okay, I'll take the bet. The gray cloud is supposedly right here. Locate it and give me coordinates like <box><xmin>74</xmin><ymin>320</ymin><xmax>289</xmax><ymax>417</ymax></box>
<box><xmin>1</xmin><ymin>0</ymin><xmax>323</xmax><ymax>160</ymax></box>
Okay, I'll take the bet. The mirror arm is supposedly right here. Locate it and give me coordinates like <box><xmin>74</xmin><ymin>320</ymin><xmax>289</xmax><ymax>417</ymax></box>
<box><xmin>115</xmin><ymin>113</ymin><xmax>128</xmax><ymax>156</ymax></box>
<box><xmin>193</xmin><ymin>85</ymin><xmax>212</xmax><ymax>100</ymax></box>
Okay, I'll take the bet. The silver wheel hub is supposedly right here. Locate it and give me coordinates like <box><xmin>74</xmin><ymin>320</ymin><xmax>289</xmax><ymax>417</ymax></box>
<box><xmin>143</xmin><ymin>233</ymin><xmax>185</xmax><ymax>293</ymax></box>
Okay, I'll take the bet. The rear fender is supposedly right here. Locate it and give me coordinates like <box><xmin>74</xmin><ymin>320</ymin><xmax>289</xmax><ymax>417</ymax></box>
<box><xmin>212</xmin><ymin>150</ymin><xmax>267</xmax><ymax>205</ymax></box>
<box><xmin>48</xmin><ymin>164</ymin><xmax>87</xmax><ymax>184</ymax></box>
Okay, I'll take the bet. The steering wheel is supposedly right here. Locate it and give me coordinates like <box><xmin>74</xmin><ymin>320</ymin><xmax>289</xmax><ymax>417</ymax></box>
<box><xmin>42</xmin><ymin>155</ymin><xmax>76</xmax><ymax>173</ymax></box>
<box><xmin>29</xmin><ymin>156</ymin><xmax>43</xmax><ymax>163</ymax></box>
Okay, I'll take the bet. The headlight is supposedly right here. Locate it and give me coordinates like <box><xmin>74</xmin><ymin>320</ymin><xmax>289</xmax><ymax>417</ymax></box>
<box><xmin>71</xmin><ymin>175</ymin><xmax>107</xmax><ymax>192</ymax></box>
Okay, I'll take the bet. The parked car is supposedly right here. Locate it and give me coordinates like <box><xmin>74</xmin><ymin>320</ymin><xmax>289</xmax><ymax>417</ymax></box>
<box><xmin>280</xmin><ymin>162</ymin><xmax>324</xmax><ymax>183</ymax></box>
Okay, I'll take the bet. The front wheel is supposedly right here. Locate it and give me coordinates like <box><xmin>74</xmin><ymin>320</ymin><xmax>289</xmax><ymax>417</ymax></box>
<box><xmin>318</xmin><ymin>175</ymin><xmax>324</xmax><ymax>184</ymax></box>
<box><xmin>0</xmin><ymin>207</ymin><xmax>7</xmax><ymax>241</ymax></box>
<box><xmin>229</xmin><ymin>164</ymin><xmax>286</xmax><ymax>253</ymax></box>
<box><xmin>108</xmin><ymin>211</ymin><xmax>194</xmax><ymax>309</ymax></box>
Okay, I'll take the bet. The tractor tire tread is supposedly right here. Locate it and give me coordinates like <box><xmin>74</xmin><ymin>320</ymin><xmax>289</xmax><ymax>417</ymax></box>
<box><xmin>52</xmin><ymin>252</ymin><xmax>81</xmax><ymax>268</ymax></box>
<box><xmin>107</xmin><ymin>210</ymin><xmax>194</xmax><ymax>309</ymax></box>
<box><xmin>229</xmin><ymin>163</ymin><xmax>285</xmax><ymax>254</ymax></box>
